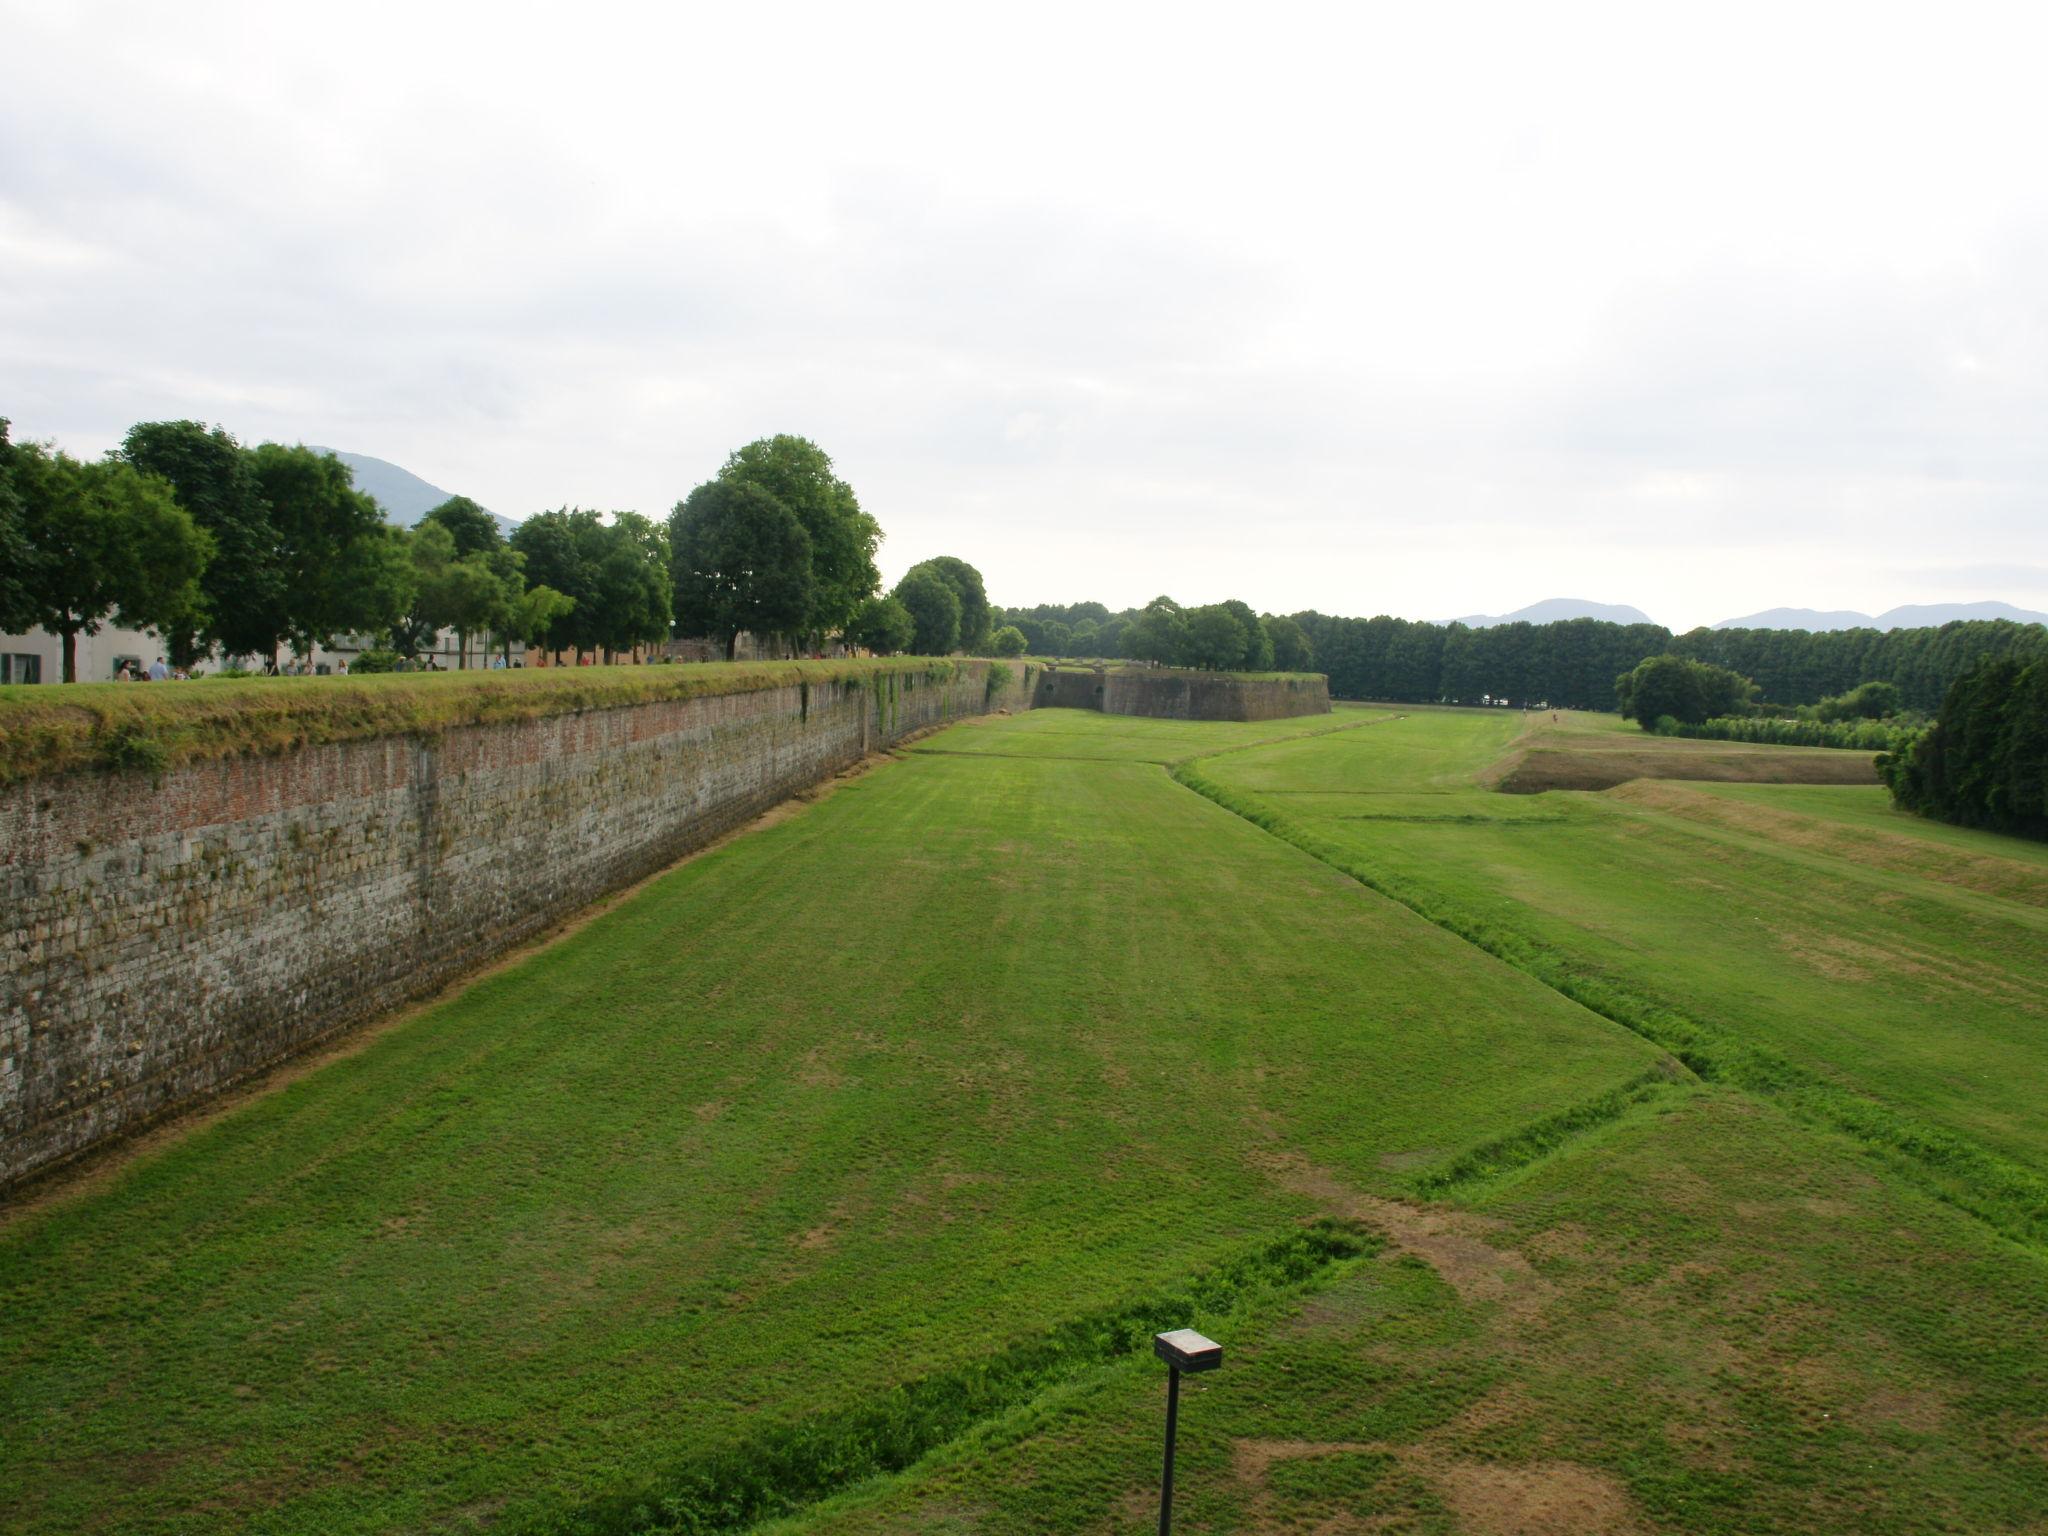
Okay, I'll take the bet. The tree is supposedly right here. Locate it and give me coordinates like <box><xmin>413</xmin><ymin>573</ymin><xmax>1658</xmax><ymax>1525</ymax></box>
<box><xmin>1266</xmin><ymin>614</ymin><xmax>1313</xmax><ymax>671</ymax></box>
<box><xmin>893</xmin><ymin>567</ymin><xmax>961</xmax><ymax>654</ymax></box>
<box><xmin>119</xmin><ymin>420</ymin><xmax>278</xmax><ymax>664</ymax></box>
<box><xmin>420</xmin><ymin>496</ymin><xmax>502</xmax><ymax>559</ymax></box>
<box><xmin>248</xmin><ymin>444</ymin><xmax>402</xmax><ymax>661</ymax></box>
<box><xmin>990</xmin><ymin>624</ymin><xmax>1028</xmax><ymax>657</ymax></box>
<box><xmin>902</xmin><ymin>556</ymin><xmax>990</xmax><ymax>652</ymax></box>
<box><xmin>1124</xmin><ymin>596</ymin><xmax>1188</xmax><ymax>665</ymax></box>
<box><xmin>11</xmin><ymin>441</ymin><xmax>212</xmax><ymax>681</ymax></box>
<box><xmin>1217</xmin><ymin>599</ymin><xmax>1274</xmax><ymax>670</ymax></box>
<box><xmin>0</xmin><ymin>421</ymin><xmax>36</xmax><ymax>634</ymax></box>
<box><xmin>509</xmin><ymin>510</ymin><xmax>594</xmax><ymax>658</ymax></box>
<box><xmin>669</xmin><ymin>480</ymin><xmax>814</xmax><ymax>660</ymax></box>
<box><xmin>1816</xmin><ymin>680</ymin><xmax>1903</xmax><ymax>721</ymax></box>
<box><xmin>1615</xmin><ymin>654</ymin><xmax>1757</xmax><ymax>728</ymax></box>
<box><xmin>586</xmin><ymin>512</ymin><xmax>673</xmax><ymax>661</ymax></box>
<box><xmin>715</xmin><ymin>436</ymin><xmax>880</xmax><ymax>640</ymax></box>
<box><xmin>507</xmin><ymin>584</ymin><xmax>575</xmax><ymax>660</ymax></box>
<box><xmin>847</xmin><ymin>594</ymin><xmax>916</xmax><ymax>656</ymax></box>
<box><xmin>1184</xmin><ymin>604</ymin><xmax>1253</xmax><ymax>670</ymax></box>
<box><xmin>406</xmin><ymin>522</ymin><xmax>521</xmax><ymax>668</ymax></box>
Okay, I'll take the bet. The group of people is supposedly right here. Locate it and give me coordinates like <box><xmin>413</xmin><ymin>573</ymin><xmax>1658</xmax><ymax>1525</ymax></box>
<box><xmin>113</xmin><ymin>657</ymin><xmax>183</xmax><ymax>682</ymax></box>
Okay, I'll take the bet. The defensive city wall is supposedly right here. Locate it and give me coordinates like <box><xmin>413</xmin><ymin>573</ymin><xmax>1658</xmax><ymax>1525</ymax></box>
<box><xmin>1039</xmin><ymin>664</ymin><xmax>1332</xmax><ymax>721</ymax></box>
<box><xmin>0</xmin><ymin>658</ymin><xmax>1326</xmax><ymax>1188</ymax></box>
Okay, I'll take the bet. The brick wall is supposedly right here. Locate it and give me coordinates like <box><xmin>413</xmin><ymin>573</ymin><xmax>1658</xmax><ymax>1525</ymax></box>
<box><xmin>0</xmin><ymin>661</ymin><xmax>1030</xmax><ymax>1188</ymax></box>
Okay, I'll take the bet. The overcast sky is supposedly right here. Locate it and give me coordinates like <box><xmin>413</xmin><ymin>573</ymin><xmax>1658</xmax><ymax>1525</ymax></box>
<box><xmin>4</xmin><ymin>2</ymin><xmax>2045</xmax><ymax>630</ymax></box>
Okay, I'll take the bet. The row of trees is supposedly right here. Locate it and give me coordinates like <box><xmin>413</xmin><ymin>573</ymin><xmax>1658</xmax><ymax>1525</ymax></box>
<box><xmin>0</xmin><ymin>417</ymin><xmax>688</xmax><ymax>677</ymax></box>
<box><xmin>986</xmin><ymin>598</ymin><xmax>1314</xmax><ymax>673</ymax></box>
<box><xmin>1882</xmin><ymin>656</ymin><xmax>2048</xmax><ymax>841</ymax></box>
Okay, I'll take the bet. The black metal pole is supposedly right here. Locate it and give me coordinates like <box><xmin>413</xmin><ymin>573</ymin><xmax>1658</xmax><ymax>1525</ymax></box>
<box><xmin>1157</xmin><ymin>1362</ymin><xmax>1181</xmax><ymax>1536</ymax></box>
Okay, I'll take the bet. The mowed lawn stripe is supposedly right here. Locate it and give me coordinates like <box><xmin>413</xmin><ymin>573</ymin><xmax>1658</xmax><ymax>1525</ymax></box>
<box><xmin>0</xmin><ymin>715</ymin><xmax>1654</xmax><ymax>1534</ymax></box>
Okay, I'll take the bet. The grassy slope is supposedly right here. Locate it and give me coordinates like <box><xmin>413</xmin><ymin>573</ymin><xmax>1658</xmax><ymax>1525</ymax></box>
<box><xmin>0</xmin><ymin>714</ymin><xmax>1651</xmax><ymax>1534</ymax></box>
<box><xmin>1198</xmin><ymin>710</ymin><xmax>2048</xmax><ymax>1182</ymax></box>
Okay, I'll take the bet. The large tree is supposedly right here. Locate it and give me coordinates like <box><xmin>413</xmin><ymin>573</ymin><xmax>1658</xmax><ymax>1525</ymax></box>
<box><xmin>715</xmin><ymin>436</ymin><xmax>880</xmax><ymax>641</ymax></box>
<box><xmin>11</xmin><ymin>440</ymin><xmax>212</xmax><ymax>681</ymax></box>
<box><xmin>420</xmin><ymin>495</ymin><xmax>502</xmax><ymax>559</ymax></box>
<box><xmin>584</xmin><ymin>511</ymin><xmax>672</xmax><ymax>661</ymax></box>
<box><xmin>1123</xmin><ymin>596</ymin><xmax>1189</xmax><ymax>666</ymax></box>
<box><xmin>892</xmin><ymin>567</ymin><xmax>960</xmax><ymax>655</ymax></box>
<box><xmin>119</xmin><ymin>420</ymin><xmax>279</xmax><ymax>664</ymax></box>
<box><xmin>509</xmin><ymin>509</ymin><xmax>594</xmax><ymax>659</ymax></box>
<box><xmin>902</xmin><ymin>556</ymin><xmax>990</xmax><ymax>653</ymax></box>
<box><xmin>1184</xmin><ymin>604</ymin><xmax>1253</xmax><ymax>671</ymax></box>
<box><xmin>846</xmin><ymin>594</ymin><xmax>916</xmax><ymax>656</ymax></box>
<box><xmin>405</xmin><ymin>522</ymin><xmax>521</xmax><ymax>667</ymax></box>
<box><xmin>1266</xmin><ymin>614</ymin><xmax>1314</xmax><ymax>671</ymax></box>
<box><xmin>0</xmin><ymin>421</ymin><xmax>37</xmax><ymax>634</ymax></box>
<box><xmin>247</xmin><ymin>444</ymin><xmax>405</xmax><ymax>661</ymax></box>
<box><xmin>1615</xmin><ymin>654</ymin><xmax>1757</xmax><ymax>727</ymax></box>
<box><xmin>668</xmin><ymin>480</ymin><xmax>814</xmax><ymax>661</ymax></box>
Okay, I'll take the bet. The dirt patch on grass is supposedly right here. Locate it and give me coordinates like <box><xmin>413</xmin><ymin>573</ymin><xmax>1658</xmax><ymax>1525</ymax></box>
<box><xmin>1253</xmin><ymin>1150</ymin><xmax>1550</xmax><ymax>1312</ymax></box>
<box><xmin>1435</xmin><ymin>1458</ymin><xmax>1644</xmax><ymax>1534</ymax></box>
<box><xmin>1495</xmin><ymin>738</ymin><xmax>1879</xmax><ymax>794</ymax></box>
<box><xmin>1233</xmin><ymin>1439</ymin><xmax>1645</xmax><ymax>1535</ymax></box>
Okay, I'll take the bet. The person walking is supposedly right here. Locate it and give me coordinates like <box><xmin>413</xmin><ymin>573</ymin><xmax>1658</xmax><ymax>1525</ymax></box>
<box><xmin>149</xmin><ymin>656</ymin><xmax>169</xmax><ymax>681</ymax></box>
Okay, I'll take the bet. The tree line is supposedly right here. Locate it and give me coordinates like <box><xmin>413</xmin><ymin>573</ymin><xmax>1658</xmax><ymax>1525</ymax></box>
<box><xmin>1881</xmin><ymin>655</ymin><xmax>2048</xmax><ymax>841</ymax></box>
<box><xmin>987</xmin><ymin>598</ymin><xmax>1314</xmax><ymax>672</ymax></box>
<box><xmin>1</xmin><ymin>419</ymin><xmax>999</xmax><ymax>680</ymax></box>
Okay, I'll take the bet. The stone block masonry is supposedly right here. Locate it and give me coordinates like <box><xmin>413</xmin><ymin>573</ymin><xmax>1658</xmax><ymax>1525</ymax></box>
<box><xmin>0</xmin><ymin>661</ymin><xmax>1030</xmax><ymax>1189</ymax></box>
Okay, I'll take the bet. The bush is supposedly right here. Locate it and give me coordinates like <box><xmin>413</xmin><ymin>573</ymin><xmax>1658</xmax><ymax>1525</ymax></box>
<box><xmin>1657</xmin><ymin>714</ymin><xmax>1916</xmax><ymax>751</ymax></box>
<box><xmin>990</xmin><ymin>625</ymin><xmax>1027</xmax><ymax>658</ymax></box>
<box><xmin>1614</xmin><ymin>654</ymin><xmax>1757</xmax><ymax>727</ymax></box>
<box><xmin>350</xmin><ymin>648</ymin><xmax>401</xmax><ymax>674</ymax></box>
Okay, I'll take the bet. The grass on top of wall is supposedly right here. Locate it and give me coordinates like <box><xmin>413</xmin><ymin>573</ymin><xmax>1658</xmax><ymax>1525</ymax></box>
<box><xmin>0</xmin><ymin>657</ymin><xmax>974</xmax><ymax>785</ymax></box>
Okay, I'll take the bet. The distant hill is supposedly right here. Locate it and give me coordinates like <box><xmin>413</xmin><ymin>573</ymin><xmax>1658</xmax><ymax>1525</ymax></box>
<box><xmin>1447</xmin><ymin>598</ymin><xmax>1656</xmax><ymax>628</ymax></box>
<box><xmin>1713</xmin><ymin>601</ymin><xmax>2048</xmax><ymax>631</ymax></box>
<box><xmin>1711</xmin><ymin>607</ymin><xmax>1872</xmax><ymax>632</ymax></box>
<box><xmin>309</xmin><ymin>448</ymin><xmax>517</xmax><ymax>537</ymax></box>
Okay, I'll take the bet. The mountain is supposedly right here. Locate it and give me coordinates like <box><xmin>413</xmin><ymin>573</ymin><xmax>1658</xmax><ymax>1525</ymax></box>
<box><xmin>1871</xmin><ymin>601</ymin><xmax>2048</xmax><ymax>629</ymax></box>
<box><xmin>309</xmin><ymin>448</ymin><xmax>517</xmax><ymax>536</ymax></box>
<box><xmin>1447</xmin><ymin>598</ymin><xmax>1656</xmax><ymax>628</ymax></box>
<box><xmin>1712</xmin><ymin>601</ymin><xmax>2048</xmax><ymax>631</ymax></box>
<box><xmin>1712</xmin><ymin>607</ymin><xmax>1873</xmax><ymax>631</ymax></box>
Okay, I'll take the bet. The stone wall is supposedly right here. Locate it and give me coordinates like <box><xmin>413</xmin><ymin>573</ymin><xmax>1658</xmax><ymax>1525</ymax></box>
<box><xmin>1033</xmin><ymin>666</ymin><xmax>1330</xmax><ymax>721</ymax></box>
<box><xmin>0</xmin><ymin>661</ymin><xmax>1030</xmax><ymax>1189</ymax></box>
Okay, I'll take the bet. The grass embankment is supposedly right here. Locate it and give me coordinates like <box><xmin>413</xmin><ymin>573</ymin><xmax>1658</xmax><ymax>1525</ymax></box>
<box><xmin>1487</xmin><ymin>708</ymin><xmax>1881</xmax><ymax>791</ymax></box>
<box><xmin>0</xmin><ymin>711</ymin><xmax>1654</xmax><ymax>1533</ymax></box>
<box><xmin>0</xmin><ymin>659</ymin><xmax>977</xmax><ymax>784</ymax></box>
<box><xmin>1185</xmin><ymin>708</ymin><xmax>2048</xmax><ymax>1245</ymax></box>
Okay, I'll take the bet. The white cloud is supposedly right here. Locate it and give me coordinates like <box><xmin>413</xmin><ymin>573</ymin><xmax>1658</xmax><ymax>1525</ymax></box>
<box><xmin>3</xmin><ymin>0</ymin><xmax>2047</xmax><ymax>633</ymax></box>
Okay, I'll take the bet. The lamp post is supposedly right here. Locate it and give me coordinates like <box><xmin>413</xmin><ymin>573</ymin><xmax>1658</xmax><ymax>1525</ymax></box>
<box><xmin>1152</xmin><ymin>1328</ymin><xmax>1222</xmax><ymax>1535</ymax></box>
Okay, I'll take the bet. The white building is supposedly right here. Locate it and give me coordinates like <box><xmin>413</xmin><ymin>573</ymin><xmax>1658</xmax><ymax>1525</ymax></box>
<box><xmin>0</xmin><ymin>623</ymin><xmax>525</xmax><ymax>683</ymax></box>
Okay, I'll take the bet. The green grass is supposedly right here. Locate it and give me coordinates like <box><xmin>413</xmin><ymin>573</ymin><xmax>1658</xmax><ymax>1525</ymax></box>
<box><xmin>1195</xmin><ymin>711</ymin><xmax>2048</xmax><ymax>1198</ymax></box>
<box><xmin>0</xmin><ymin>712</ymin><xmax>1652</xmax><ymax>1534</ymax></box>
<box><xmin>6</xmin><ymin>704</ymin><xmax>2046</xmax><ymax>1534</ymax></box>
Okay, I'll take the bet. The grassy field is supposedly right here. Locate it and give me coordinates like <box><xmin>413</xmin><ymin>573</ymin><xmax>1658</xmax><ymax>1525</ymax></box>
<box><xmin>4</xmin><ymin>704</ymin><xmax>2045</xmax><ymax>1533</ymax></box>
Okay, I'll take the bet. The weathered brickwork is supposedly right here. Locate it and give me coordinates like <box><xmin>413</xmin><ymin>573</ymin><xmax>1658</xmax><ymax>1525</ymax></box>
<box><xmin>0</xmin><ymin>663</ymin><xmax>1025</xmax><ymax>1188</ymax></box>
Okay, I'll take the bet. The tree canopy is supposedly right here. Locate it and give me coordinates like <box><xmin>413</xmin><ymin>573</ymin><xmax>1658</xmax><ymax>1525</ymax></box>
<box><xmin>713</xmin><ymin>436</ymin><xmax>880</xmax><ymax>640</ymax></box>
<box><xmin>846</xmin><ymin>594</ymin><xmax>916</xmax><ymax>656</ymax></box>
<box><xmin>668</xmin><ymin>481</ymin><xmax>814</xmax><ymax>660</ymax></box>
<box><xmin>902</xmin><ymin>557</ymin><xmax>990</xmax><ymax>653</ymax></box>
<box><xmin>1614</xmin><ymin>654</ymin><xmax>1758</xmax><ymax>727</ymax></box>
<box><xmin>1882</xmin><ymin>656</ymin><xmax>2048</xmax><ymax>841</ymax></box>
<box><xmin>7</xmin><ymin>438</ymin><xmax>212</xmax><ymax>681</ymax></box>
<box><xmin>893</xmin><ymin>568</ymin><xmax>961</xmax><ymax>655</ymax></box>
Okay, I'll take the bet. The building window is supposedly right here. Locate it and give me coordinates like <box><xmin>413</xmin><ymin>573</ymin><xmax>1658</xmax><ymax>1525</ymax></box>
<box><xmin>1</xmin><ymin>653</ymin><xmax>42</xmax><ymax>685</ymax></box>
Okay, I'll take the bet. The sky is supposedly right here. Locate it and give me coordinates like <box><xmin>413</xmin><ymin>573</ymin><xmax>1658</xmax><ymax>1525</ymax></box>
<box><xmin>3</xmin><ymin>1</ymin><xmax>2046</xmax><ymax>632</ymax></box>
